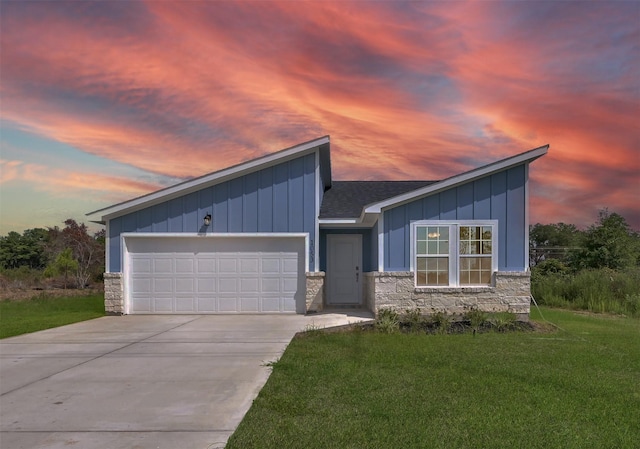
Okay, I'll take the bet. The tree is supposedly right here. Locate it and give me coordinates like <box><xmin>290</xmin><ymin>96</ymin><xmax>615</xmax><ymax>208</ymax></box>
<box><xmin>0</xmin><ymin>228</ymin><xmax>49</xmax><ymax>269</ymax></box>
<box><xmin>529</xmin><ymin>222</ymin><xmax>581</xmax><ymax>266</ymax></box>
<box><xmin>57</xmin><ymin>219</ymin><xmax>105</xmax><ymax>288</ymax></box>
<box><xmin>44</xmin><ymin>248</ymin><xmax>78</xmax><ymax>289</ymax></box>
<box><xmin>570</xmin><ymin>209</ymin><xmax>640</xmax><ymax>270</ymax></box>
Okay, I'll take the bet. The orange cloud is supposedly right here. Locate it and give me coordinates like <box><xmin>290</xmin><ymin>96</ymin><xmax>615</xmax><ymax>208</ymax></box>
<box><xmin>1</xmin><ymin>1</ymin><xmax>637</xmax><ymax>229</ymax></box>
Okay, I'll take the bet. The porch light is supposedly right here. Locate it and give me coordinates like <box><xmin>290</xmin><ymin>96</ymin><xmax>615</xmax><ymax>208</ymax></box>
<box><xmin>203</xmin><ymin>214</ymin><xmax>212</xmax><ymax>226</ymax></box>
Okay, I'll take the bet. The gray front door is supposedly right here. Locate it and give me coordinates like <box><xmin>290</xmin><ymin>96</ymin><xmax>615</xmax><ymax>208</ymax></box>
<box><xmin>326</xmin><ymin>234</ymin><xmax>362</xmax><ymax>305</ymax></box>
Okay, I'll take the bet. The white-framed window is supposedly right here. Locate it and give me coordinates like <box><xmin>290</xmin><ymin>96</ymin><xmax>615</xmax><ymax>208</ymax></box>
<box><xmin>411</xmin><ymin>220</ymin><xmax>498</xmax><ymax>287</ymax></box>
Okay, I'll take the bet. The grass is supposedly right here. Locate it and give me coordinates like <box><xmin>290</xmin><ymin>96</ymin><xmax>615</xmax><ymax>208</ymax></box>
<box><xmin>227</xmin><ymin>307</ymin><xmax>640</xmax><ymax>449</ymax></box>
<box><xmin>0</xmin><ymin>293</ymin><xmax>105</xmax><ymax>339</ymax></box>
<box><xmin>532</xmin><ymin>267</ymin><xmax>640</xmax><ymax>317</ymax></box>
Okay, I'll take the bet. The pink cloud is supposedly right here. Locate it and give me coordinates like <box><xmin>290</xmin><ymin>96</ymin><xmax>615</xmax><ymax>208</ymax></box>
<box><xmin>1</xmin><ymin>1</ymin><xmax>637</xmax><ymax>228</ymax></box>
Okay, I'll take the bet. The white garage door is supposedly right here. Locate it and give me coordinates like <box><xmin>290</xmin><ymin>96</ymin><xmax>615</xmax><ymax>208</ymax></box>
<box><xmin>124</xmin><ymin>236</ymin><xmax>306</xmax><ymax>314</ymax></box>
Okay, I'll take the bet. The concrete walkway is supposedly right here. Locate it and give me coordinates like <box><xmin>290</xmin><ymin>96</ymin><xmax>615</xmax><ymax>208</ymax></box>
<box><xmin>0</xmin><ymin>312</ymin><xmax>372</xmax><ymax>449</ymax></box>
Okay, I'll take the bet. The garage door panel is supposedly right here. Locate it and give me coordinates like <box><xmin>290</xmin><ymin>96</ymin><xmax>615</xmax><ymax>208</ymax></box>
<box><xmin>261</xmin><ymin>258</ymin><xmax>280</xmax><ymax>273</ymax></box>
<box><xmin>240</xmin><ymin>258</ymin><xmax>259</xmax><ymax>273</ymax></box>
<box><xmin>261</xmin><ymin>296</ymin><xmax>281</xmax><ymax>312</ymax></box>
<box><xmin>153</xmin><ymin>278</ymin><xmax>173</xmax><ymax>293</ymax></box>
<box><xmin>175</xmin><ymin>258</ymin><xmax>194</xmax><ymax>273</ymax></box>
<box><xmin>175</xmin><ymin>278</ymin><xmax>194</xmax><ymax>293</ymax></box>
<box><xmin>197</xmin><ymin>258</ymin><xmax>216</xmax><ymax>274</ymax></box>
<box><xmin>153</xmin><ymin>259</ymin><xmax>173</xmax><ymax>274</ymax></box>
<box><xmin>218</xmin><ymin>297</ymin><xmax>239</xmax><ymax>312</ymax></box>
<box><xmin>131</xmin><ymin>257</ymin><xmax>152</xmax><ymax>273</ymax></box>
<box><xmin>261</xmin><ymin>278</ymin><xmax>280</xmax><ymax>293</ymax></box>
<box><xmin>175</xmin><ymin>297</ymin><xmax>195</xmax><ymax>312</ymax></box>
<box><xmin>218</xmin><ymin>278</ymin><xmax>238</xmax><ymax>293</ymax></box>
<box><xmin>218</xmin><ymin>258</ymin><xmax>237</xmax><ymax>273</ymax></box>
<box><xmin>239</xmin><ymin>297</ymin><xmax>259</xmax><ymax>312</ymax></box>
<box><xmin>283</xmin><ymin>258</ymin><xmax>298</xmax><ymax>273</ymax></box>
<box><xmin>239</xmin><ymin>276</ymin><xmax>259</xmax><ymax>293</ymax></box>
<box><xmin>197</xmin><ymin>278</ymin><xmax>215</xmax><ymax>293</ymax></box>
<box><xmin>126</xmin><ymin>236</ymin><xmax>304</xmax><ymax>314</ymax></box>
<box><xmin>153</xmin><ymin>297</ymin><xmax>173</xmax><ymax>312</ymax></box>
<box><xmin>197</xmin><ymin>297</ymin><xmax>216</xmax><ymax>312</ymax></box>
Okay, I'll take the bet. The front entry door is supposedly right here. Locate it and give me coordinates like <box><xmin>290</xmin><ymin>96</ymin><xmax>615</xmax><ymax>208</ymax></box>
<box><xmin>326</xmin><ymin>234</ymin><xmax>362</xmax><ymax>305</ymax></box>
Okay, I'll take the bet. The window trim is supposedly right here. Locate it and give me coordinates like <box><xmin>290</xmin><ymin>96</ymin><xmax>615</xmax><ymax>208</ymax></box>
<box><xmin>410</xmin><ymin>220</ymin><xmax>499</xmax><ymax>287</ymax></box>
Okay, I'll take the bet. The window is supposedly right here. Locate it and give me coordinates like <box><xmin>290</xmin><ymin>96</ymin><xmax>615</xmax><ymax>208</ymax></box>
<box><xmin>413</xmin><ymin>221</ymin><xmax>497</xmax><ymax>287</ymax></box>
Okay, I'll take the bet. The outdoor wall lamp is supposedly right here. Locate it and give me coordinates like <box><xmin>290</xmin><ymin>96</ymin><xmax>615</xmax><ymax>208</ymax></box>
<box><xmin>203</xmin><ymin>214</ymin><xmax>212</xmax><ymax>226</ymax></box>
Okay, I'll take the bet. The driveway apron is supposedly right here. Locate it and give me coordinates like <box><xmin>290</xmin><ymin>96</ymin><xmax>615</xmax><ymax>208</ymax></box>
<box><xmin>0</xmin><ymin>312</ymin><xmax>371</xmax><ymax>449</ymax></box>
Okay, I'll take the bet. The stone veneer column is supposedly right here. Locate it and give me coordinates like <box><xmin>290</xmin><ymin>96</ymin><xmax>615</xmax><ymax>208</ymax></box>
<box><xmin>305</xmin><ymin>272</ymin><xmax>325</xmax><ymax>313</ymax></box>
<box><xmin>103</xmin><ymin>272</ymin><xmax>123</xmax><ymax>315</ymax></box>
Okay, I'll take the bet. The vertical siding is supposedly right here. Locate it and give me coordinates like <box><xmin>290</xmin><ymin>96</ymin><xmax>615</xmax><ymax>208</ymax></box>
<box><xmin>258</xmin><ymin>167</ymin><xmax>274</xmax><ymax>232</ymax></box>
<box><xmin>383</xmin><ymin>165</ymin><xmax>529</xmax><ymax>271</ymax></box>
<box><xmin>108</xmin><ymin>153</ymin><xmax>318</xmax><ymax>272</ymax></box>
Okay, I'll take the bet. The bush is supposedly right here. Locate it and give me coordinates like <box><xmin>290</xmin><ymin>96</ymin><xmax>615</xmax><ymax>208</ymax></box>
<box><xmin>375</xmin><ymin>308</ymin><xmax>400</xmax><ymax>334</ymax></box>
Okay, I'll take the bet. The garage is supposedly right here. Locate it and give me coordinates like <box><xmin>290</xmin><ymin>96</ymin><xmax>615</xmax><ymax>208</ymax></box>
<box><xmin>123</xmin><ymin>235</ymin><xmax>307</xmax><ymax>314</ymax></box>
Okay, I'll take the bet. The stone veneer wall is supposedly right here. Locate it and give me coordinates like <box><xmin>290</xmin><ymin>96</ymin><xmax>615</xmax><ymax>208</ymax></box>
<box><xmin>305</xmin><ymin>272</ymin><xmax>325</xmax><ymax>313</ymax></box>
<box><xmin>103</xmin><ymin>272</ymin><xmax>124</xmax><ymax>315</ymax></box>
<box><xmin>364</xmin><ymin>271</ymin><xmax>531</xmax><ymax>320</ymax></box>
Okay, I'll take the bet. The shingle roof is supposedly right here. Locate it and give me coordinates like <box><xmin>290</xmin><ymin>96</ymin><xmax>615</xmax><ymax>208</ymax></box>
<box><xmin>319</xmin><ymin>181</ymin><xmax>437</xmax><ymax>219</ymax></box>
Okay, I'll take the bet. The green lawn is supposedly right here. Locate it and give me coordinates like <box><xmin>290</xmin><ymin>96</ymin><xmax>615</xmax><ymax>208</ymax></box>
<box><xmin>0</xmin><ymin>293</ymin><xmax>105</xmax><ymax>339</ymax></box>
<box><xmin>227</xmin><ymin>308</ymin><xmax>640</xmax><ymax>449</ymax></box>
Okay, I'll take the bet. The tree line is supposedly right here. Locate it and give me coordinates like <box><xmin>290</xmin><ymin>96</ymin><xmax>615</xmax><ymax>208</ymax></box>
<box><xmin>0</xmin><ymin>219</ymin><xmax>105</xmax><ymax>289</ymax></box>
<box><xmin>530</xmin><ymin>209</ymin><xmax>640</xmax><ymax>272</ymax></box>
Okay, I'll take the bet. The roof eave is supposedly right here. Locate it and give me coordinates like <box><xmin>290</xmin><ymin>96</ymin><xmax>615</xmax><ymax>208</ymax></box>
<box><xmin>364</xmin><ymin>144</ymin><xmax>549</xmax><ymax>214</ymax></box>
<box><xmin>86</xmin><ymin>136</ymin><xmax>330</xmax><ymax>222</ymax></box>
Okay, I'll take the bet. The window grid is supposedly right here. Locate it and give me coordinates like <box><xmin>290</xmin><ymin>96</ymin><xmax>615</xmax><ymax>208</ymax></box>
<box><xmin>459</xmin><ymin>226</ymin><xmax>492</xmax><ymax>286</ymax></box>
<box><xmin>414</xmin><ymin>223</ymin><xmax>495</xmax><ymax>287</ymax></box>
<box><xmin>416</xmin><ymin>226</ymin><xmax>449</xmax><ymax>286</ymax></box>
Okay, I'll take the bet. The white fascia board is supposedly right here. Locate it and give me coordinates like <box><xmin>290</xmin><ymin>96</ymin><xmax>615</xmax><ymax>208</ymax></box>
<box><xmin>87</xmin><ymin>136</ymin><xmax>330</xmax><ymax>222</ymax></box>
<box><xmin>364</xmin><ymin>145</ymin><xmax>549</xmax><ymax>214</ymax></box>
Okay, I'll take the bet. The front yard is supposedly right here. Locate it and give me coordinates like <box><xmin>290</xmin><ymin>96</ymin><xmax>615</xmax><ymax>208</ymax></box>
<box><xmin>227</xmin><ymin>308</ymin><xmax>640</xmax><ymax>449</ymax></box>
<box><xmin>0</xmin><ymin>293</ymin><xmax>105</xmax><ymax>339</ymax></box>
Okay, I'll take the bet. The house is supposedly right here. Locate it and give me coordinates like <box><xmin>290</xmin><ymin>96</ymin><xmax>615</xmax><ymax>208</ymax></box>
<box><xmin>87</xmin><ymin>136</ymin><xmax>548</xmax><ymax>319</ymax></box>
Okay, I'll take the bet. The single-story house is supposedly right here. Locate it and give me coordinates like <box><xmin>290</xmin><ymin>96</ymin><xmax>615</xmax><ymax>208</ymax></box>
<box><xmin>87</xmin><ymin>136</ymin><xmax>547</xmax><ymax>319</ymax></box>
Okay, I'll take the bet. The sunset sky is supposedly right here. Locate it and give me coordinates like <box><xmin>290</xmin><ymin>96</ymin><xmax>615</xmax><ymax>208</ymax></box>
<box><xmin>1</xmin><ymin>0</ymin><xmax>638</xmax><ymax>234</ymax></box>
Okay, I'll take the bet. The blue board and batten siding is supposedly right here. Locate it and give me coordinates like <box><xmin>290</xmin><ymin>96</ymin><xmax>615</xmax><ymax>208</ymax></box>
<box><xmin>383</xmin><ymin>165</ymin><xmax>527</xmax><ymax>271</ymax></box>
<box><xmin>108</xmin><ymin>154</ymin><xmax>317</xmax><ymax>272</ymax></box>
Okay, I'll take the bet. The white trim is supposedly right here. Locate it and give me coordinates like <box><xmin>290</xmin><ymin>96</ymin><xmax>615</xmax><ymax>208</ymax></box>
<box><xmin>410</xmin><ymin>220</ymin><xmax>499</xmax><ymax>287</ymax></box>
<box><xmin>104</xmin><ymin>220</ymin><xmax>110</xmax><ymax>273</ymax></box>
<box><xmin>365</xmin><ymin>145</ymin><xmax>548</xmax><ymax>214</ymax></box>
<box><xmin>524</xmin><ymin>163</ymin><xmax>530</xmax><ymax>271</ymax></box>
<box><xmin>377</xmin><ymin>214</ymin><xmax>385</xmax><ymax>272</ymax></box>
<box><xmin>314</xmin><ymin>150</ymin><xmax>321</xmax><ymax>272</ymax></box>
<box><xmin>87</xmin><ymin>136</ymin><xmax>330</xmax><ymax>222</ymax></box>
<box><xmin>318</xmin><ymin>219</ymin><xmax>359</xmax><ymax>224</ymax></box>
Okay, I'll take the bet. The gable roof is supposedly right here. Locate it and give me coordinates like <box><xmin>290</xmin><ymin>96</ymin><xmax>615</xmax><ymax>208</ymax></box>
<box><xmin>363</xmin><ymin>144</ymin><xmax>549</xmax><ymax>215</ymax></box>
<box><xmin>86</xmin><ymin>136</ymin><xmax>330</xmax><ymax>223</ymax></box>
<box><xmin>319</xmin><ymin>181</ymin><xmax>436</xmax><ymax>219</ymax></box>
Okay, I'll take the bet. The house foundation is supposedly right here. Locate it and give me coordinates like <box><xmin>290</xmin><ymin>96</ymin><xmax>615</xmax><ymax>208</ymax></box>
<box><xmin>364</xmin><ymin>271</ymin><xmax>531</xmax><ymax>320</ymax></box>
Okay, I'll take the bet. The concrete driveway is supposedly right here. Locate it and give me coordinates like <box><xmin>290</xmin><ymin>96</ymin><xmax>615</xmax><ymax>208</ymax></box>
<box><xmin>0</xmin><ymin>312</ymin><xmax>372</xmax><ymax>449</ymax></box>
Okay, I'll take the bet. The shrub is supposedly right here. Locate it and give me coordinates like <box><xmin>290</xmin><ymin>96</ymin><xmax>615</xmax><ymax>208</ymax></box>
<box><xmin>463</xmin><ymin>307</ymin><xmax>488</xmax><ymax>332</ymax></box>
<box><xmin>491</xmin><ymin>312</ymin><xmax>517</xmax><ymax>332</ymax></box>
<box><xmin>430</xmin><ymin>312</ymin><xmax>452</xmax><ymax>334</ymax></box>
<box><xmin>375</xmin><ymin>308</ymin><xmax>400</xmax><ymax>334</ymax></box>
<box><xmin>403</xmin><ymin>308</ymin><xmax>424</xmax><ymax>333</ymax></box>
